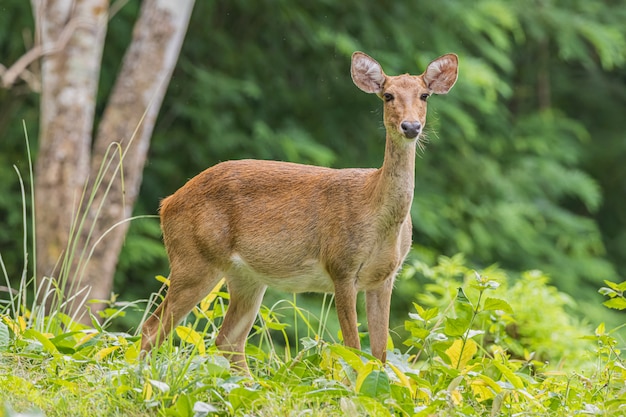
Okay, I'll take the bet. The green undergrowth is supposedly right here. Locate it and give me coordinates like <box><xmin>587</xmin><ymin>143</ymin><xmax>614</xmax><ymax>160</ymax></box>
<box><xmin>1</xmin><ymin>255</ymin><xmax>625</xmax><ymax>416</ymax></box>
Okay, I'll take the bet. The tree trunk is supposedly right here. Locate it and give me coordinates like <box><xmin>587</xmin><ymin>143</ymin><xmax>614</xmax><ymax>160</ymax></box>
<box><xmin>34</xmin><ymin>0</ymin><xmax>109</xmax><ymax>311</ymax></box>
<box><xmin>33</xmin><ymin>0</ymin><xmax>195</xmax><ymax>322</ymax></box>
<box><xmin>67</xmin><ymin>0</ymin><xmax>195</xmax><ymax>321</ymax></box>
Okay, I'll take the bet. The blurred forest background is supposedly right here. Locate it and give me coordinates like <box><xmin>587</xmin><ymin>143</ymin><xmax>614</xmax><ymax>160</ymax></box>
<box><xmin>1</xmin><ymin>0</ymin><xmax>625</xmax><ymax>332</ymax></box>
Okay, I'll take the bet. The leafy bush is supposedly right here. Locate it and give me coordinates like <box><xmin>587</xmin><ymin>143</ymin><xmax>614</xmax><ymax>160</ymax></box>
<box><xmin>400</xmin><ymin>253</ymin><xmax>595</xmax><ymax>370</ymax></box>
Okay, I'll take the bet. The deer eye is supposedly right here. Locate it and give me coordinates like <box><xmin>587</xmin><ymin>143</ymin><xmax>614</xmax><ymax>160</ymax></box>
<box><xmin>420</xmin><ymin>93</ymin><xmax>430</xmax><ymax>102</ymax></box>
<box><xmin>383</xmin><ymin>92</ymin><xmax>394</xmax><ymax>102</ymax></box>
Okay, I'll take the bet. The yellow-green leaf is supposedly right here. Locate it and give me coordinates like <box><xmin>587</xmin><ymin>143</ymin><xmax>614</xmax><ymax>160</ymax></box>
<box><xmin>446</xmin><ymin>338</ymin><xmax>477</xmax><ymax>370</ymax></box>
<box><xmin>387</xmin><ymin>362</ymin><xmax>416</xmax><ymax>399</ymax></box>
<box><xmin>22</xmin><ymin>329</ymin><xmax>59</xmax><ymax>356</ymax></box>
<box><xmin>155</xmin><ymin>275</ymin><xmax>170</xmax><ymax>286</ymax></box>
<box><xmin>75</xmin><ymin>331</ymin><xmax>99</xmax><ymax>348</ymax></box>
<box><xmin>125</xmin><ymin>340</ymin><xmax>141</xmax><ymax>364</ymax></box>
<box><xmin>493</xmin><ymin>361</ymin><xmax>524</xmax><ymax>389</ymax></box>
<box><xmin>199</xmin><ymin>277</ymin><xmax>226</xmax><ymax>313</ymax></box>
<box><xmin>143</xmin><ymin>382</ymin><xmax>153</xmax><ymax>401</ymax></box>
<box><xmin>175</xmin><ymin>326</ymin><xmax>206</xmax><ymax>355</ymax></box>
<box><xmin>94</xmin><ymin>345</ymin><xmax>120</xmax><ymax>361</ymax></box>
<box><xmin>603</xmin><ymin>298</ymin><xmax>626</xmax><ymax>310</ymax></box>
<box><xmin>470</xmin><ymin>376</ymin><xmax>500</xmax><ymax>402</ymax></box>
<box><xmin>355</xmin><ymin>361</ymin><xmax>390</xmax><ymax>398</ymax></box>
<box><xmin>328</xmin><ymin>344</ymin><xmax>365</xmax><ymax>372</ymax></box>
<box><xmin>595</xmin><ymin>322</ymin><xmax>606</xmax><ymax>337</ymax></box>
<box><xmin>483</xmin><ymin>297</ymin><xmax>513</xmax><ymax>314</ymax></box>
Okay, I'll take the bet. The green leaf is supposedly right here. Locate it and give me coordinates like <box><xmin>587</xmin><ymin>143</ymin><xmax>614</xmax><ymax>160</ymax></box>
<box><xmin>603</xmin><ymin>280</ymin><xmax>626</xmax><ymax>292</ymax></box>
<box><xmin>492</xmin><ymin>361</ymin><xmax>524</xmax><ymax>389</ymax></box>
<box><xmin>455</xmin><ymin>287</ymin><xmax>471</xmax><ymax>305</ymax></box>
<box><xmin>483</xmin><ymin>297</ymin><xmax>514</xmax><ymax>314</ymax></box>
<box><xmin>356</xmin><ymin>363</ymin><xmax>391</xmax><ymax>399</ymax></box>
<box><xmin>22</xmin><ymin>329</ymin><xmax>59</xmax><ymax>356</ymax></box>
<box><xmin>445</xmin><ymin>317</ymin><xmax>470</xmax><ymax>337</ymax></box>
<box><xmin>602</xmin><ymin>298</ymin><xmax>626</xmax><ymax>310</ymax></box>
<box><xmin>329</xmin><ymin>344</ymin><xmax>365</xmax><ymax>372</ymax></box>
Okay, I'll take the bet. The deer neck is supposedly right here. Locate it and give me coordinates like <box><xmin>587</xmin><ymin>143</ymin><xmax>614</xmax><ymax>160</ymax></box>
<box><xmin>369</xmin><ymin>134</ymin><xmax>416</xmax><ymax>225</ymax></box>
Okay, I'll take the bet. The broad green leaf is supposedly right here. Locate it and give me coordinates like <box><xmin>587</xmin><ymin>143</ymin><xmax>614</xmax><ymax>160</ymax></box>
<box><xmin>356</xmin><ymin>362</ymin><xmax>391</xmax><ymax>399</ymax></box>
<box><xmin>168</xmin><ymin>393</ymin><xmax>192</xmax><ymax>417</ymax></box>
<box><xmin>328</xmin><ymin>344</ymin><xmax>365</xmax><ymax>372</ymax></box>
<box><xmin>483</xmin><ymin>297</ymin><xmax>514</xmax><ymax>314</ymax></box>
<box><xmin>445</xmin><ymin>317</ymin><xmax>470</xmax><ymax>337</ymax></box>
<box><xmin>407</xmin><ymin>326</ymin><xmax>430</xmax><ymax>340</ymax></box>
<box><xmin>446</xmin><ymin>338</ymin><xmax>477</xmax><ymax>370</ymax></box>
<box><xmin>603</xmin><ymin>298</ymin><xmax>626</xmax><ymax>310</ymax></box>
<box><xmin>411</xmin><ymin>303</ymin><xmax>439</xmax><ymax>321</ymax></box>
<box><xmin>22</xmin><ymin>329</ymin><xmax>59</xmax><ymax>356</ymax></box>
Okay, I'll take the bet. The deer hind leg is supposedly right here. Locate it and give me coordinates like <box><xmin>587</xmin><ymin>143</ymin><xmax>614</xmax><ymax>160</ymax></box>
<box><xmin>141</xmin><ymin>255</ymin><xmax>223</xmax><ymax>353</ymax></box>
<box><xmin>365</xmin><ymin>276</ymin><xmax>395</xmax><ymax>363</ymax></box>
<box><xmin>215</xmin><ymin>275</ymin><xmax>267</xmax><ymax>375</ymax></box>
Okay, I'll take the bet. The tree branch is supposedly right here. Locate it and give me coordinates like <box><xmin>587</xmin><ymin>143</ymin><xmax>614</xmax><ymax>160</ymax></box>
<box><xmin>0</xmin><ymin>17</ymin><xmax>93</xmax><ymax>90</ymax></box>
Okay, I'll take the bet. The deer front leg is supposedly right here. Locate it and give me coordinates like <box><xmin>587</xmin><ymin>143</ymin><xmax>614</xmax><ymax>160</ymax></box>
<box><xmin>334</xmin><ymin>280</ymin><xmax>361</xmax><ymax>351</ymax></box>
<box><xmin>366</xmin><ymin>276</ymin><xmax>394</xmax><ymax>362</ymax></box>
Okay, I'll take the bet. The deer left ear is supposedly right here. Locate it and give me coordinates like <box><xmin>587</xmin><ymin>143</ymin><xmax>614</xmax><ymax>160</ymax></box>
<box><xmin>423</xmin><ymin>54</ymin><xmax>458</xmax><ymax>94</ymax></box>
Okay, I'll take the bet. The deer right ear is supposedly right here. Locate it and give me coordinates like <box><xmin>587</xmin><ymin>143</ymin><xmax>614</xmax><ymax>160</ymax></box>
<box><xmin>351</xmin><ymin>52</ymin><xmax>386</xmax><ymax>94</ymax></box>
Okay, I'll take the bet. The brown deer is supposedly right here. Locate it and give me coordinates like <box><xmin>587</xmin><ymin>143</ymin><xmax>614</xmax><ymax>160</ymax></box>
<box><xmin>141</xmin><ymin>51</ymin><xmax>458</xmax><ymax>373</ymax></box>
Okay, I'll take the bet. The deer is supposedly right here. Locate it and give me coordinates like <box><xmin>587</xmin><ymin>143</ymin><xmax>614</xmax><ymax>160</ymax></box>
<box><xmin>141</xmin><ymin>51</ymin><xmax>458</xmax><ymax>374</ymax></box>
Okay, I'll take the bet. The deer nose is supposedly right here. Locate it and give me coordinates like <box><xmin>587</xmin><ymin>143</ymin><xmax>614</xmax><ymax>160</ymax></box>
<box><xmin>400</xmin><ymin>121</ymin><xmax>421</xmax><ymax>139</ymax></box>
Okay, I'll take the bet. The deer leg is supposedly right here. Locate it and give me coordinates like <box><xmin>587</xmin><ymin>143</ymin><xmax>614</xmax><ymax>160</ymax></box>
<box><xmin>141</xmin><ymin>262</ymin><xmax>222</xmax><ymax>353</ymax></box>
<box><xmin>366</xmin><ymin>276</ymin><xmax>395</xmax><ymax>362</ymax></box>
<box><xmin>215</xmin><ymin>276</ymin><xmax>267</xmax><ymax>374</ymax></box>
<box><xmin>334</xmin><ymin>279</ymin><xmax>361</xmax><ymax>351</ymax></box>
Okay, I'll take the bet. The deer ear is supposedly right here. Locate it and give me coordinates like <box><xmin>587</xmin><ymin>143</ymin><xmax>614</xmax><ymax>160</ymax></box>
<box><xmin>351</xmin><ymin>52</ymin><xmax>386</xmax><ymax>94</ymax></box>
<box><xmin>423</xmin><ymin>53</ymin><xmax>458</xmax><ymax>94</ymax></box>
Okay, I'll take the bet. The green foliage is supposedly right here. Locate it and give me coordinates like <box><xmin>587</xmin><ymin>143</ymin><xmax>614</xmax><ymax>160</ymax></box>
<box><xmin>400</xmin><ymin>254</ymin><xmax>597</xmax><ymax>370</ymax></box>
<box><xmin>599</xmin><ymin>279</ymin><xmax>626</xmax><ymax>311</ymax></box>
<box><xmin>2</xmin><ymin>255</ymin><xmax>625</xmax><ymax>416</ymax></box>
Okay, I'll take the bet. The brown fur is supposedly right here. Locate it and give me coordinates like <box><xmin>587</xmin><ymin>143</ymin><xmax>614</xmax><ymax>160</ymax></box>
<box><xmin>141</xmin><ymin>51</ymin><xmax>458</xmax><ymax>373</ymax></box>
